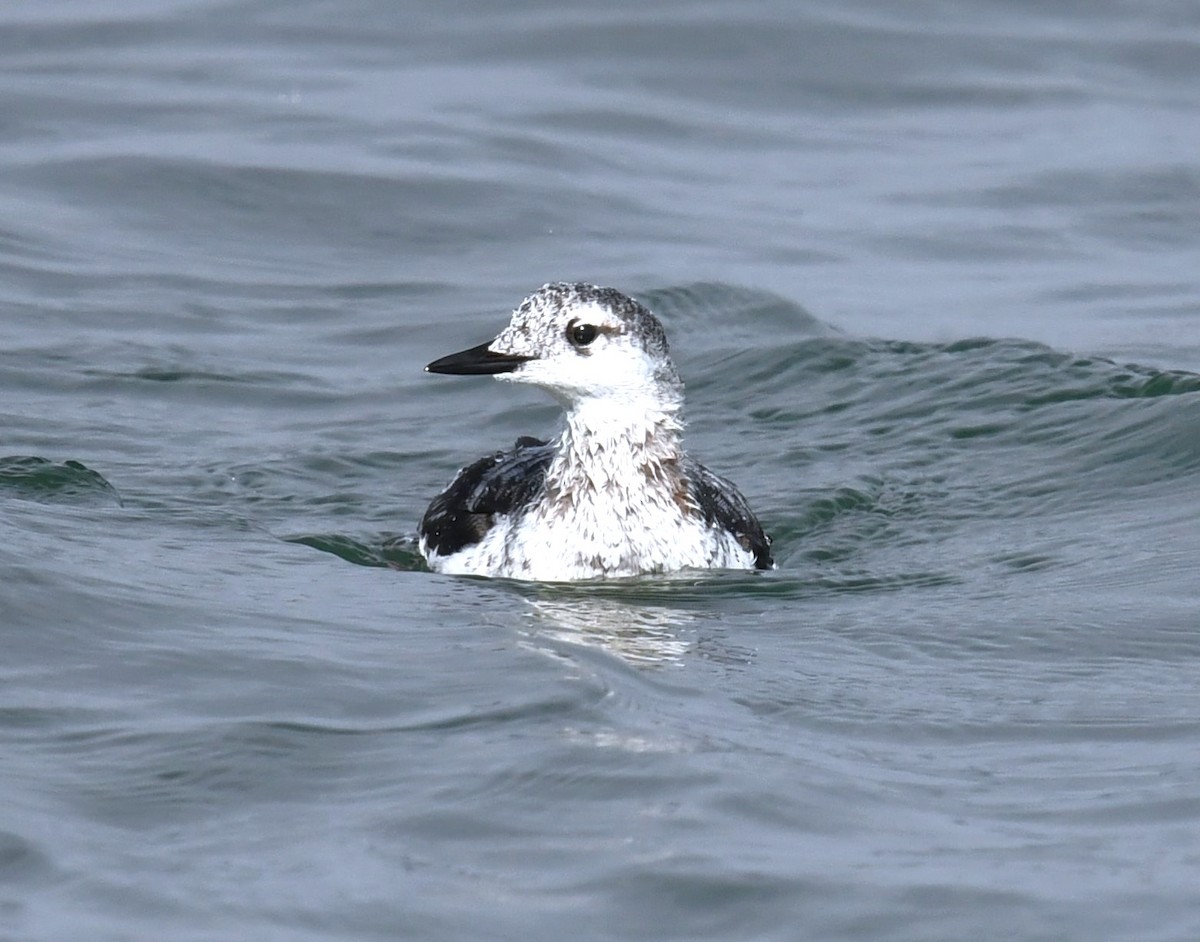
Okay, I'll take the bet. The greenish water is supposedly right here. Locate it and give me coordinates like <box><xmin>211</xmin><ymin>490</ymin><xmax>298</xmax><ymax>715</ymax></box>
<box><xmin>3</xmin><ymin>2</ymin><xmax>1200</xmax><ymax>941</ymax></box>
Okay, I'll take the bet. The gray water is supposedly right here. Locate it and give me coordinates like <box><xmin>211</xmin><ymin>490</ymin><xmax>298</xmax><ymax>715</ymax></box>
<box><xmin>3</xmin><ymin>2</ymin><xmax>1200</xmax><ymax>940</ymax></box>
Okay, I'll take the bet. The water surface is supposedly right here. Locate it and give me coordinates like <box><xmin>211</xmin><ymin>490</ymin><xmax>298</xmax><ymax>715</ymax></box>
<box><xmin>2</xmin><ymin>2</ymin><xmax>1199</xmax><ymax>940</ymax></box>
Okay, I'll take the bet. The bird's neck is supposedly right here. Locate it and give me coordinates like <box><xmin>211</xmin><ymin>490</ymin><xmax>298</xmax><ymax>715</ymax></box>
<box><xmin>549</xmin><ymin>393</ymin><xmax>686</xmax><ymax>498</ymax></box>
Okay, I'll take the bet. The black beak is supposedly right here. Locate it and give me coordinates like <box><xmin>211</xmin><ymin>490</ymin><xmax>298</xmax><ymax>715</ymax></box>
<box><xmin>425</xmin><ymin>341</ymin><xmax>534</xmax><ymax>375</ymax></box>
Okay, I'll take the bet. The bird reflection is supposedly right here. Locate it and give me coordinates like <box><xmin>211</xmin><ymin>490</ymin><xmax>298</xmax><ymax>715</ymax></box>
<box><xmin>518</xmin><ymin>593</ymin><xmax>695</xmax><ymax>665</ymax></box>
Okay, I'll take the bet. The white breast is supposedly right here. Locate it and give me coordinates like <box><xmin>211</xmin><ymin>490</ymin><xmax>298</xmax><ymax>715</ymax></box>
<box><xmin>424</xmin><ymin>499</ymin><xmax>754</xmax><ymax>581</ymax></box>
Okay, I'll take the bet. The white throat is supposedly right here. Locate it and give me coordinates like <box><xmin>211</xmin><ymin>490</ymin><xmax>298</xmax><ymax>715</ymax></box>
<box><xmin>551</xmin><ymin>390</ymin><xmax>685</xmax><ymax>497</ymax></box>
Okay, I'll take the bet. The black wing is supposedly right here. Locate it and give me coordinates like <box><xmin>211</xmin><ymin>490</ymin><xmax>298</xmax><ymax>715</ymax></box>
<box><xmin>419</xmin><ymin>437</ymin><xmax>553</xmax><ymax>557</ymax></box>
<box><xmin>684</xmin><ymin>458</ymin><xmax>774</xmax><ymax>570</ymax></box>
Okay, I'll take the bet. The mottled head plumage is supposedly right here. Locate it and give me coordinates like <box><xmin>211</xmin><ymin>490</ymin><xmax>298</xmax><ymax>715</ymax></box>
<box><xmin>484</xmin><ymin>282</ymin><xmax>682</xmax><ymax>402</ymax></box>
<box><xmin>502</xmin><ymin>282</ymin><xmax>671</xmax><ymax>362</ymax></box>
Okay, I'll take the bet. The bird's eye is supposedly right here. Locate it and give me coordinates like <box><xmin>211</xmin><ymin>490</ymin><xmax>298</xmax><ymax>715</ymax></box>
<box><xmin>568</xmin><ymin>321</ymin><xmax>598</xmax><ymax>348</ymax></box>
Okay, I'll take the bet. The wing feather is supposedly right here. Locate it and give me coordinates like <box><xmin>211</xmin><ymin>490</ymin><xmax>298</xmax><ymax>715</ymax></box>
<box><xmin>420</xmin><ymin>438</ymin><xmax>553</xmax><ymax>557</ymax></box>
<box><xmin>683</xmin><ymin>459</ymin><xmax>774</xmax><ymax>570</ymax></box>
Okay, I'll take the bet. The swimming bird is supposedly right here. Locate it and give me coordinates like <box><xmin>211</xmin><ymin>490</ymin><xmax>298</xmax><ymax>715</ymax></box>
<box><xmin>419</xmin><ymin>282</ymin><xmax>773</xmax><ymax>581</ymax></box>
